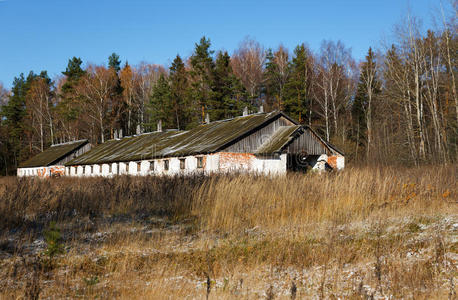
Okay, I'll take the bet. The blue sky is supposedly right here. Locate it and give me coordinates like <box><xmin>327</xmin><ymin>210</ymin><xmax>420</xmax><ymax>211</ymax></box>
<box><xmin>0</xmin><ymin>0</ymin><xmax>441</xmax><ymax>88</ymax></box>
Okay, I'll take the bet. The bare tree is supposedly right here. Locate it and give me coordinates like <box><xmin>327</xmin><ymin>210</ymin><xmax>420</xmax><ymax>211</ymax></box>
<box><xmin>384</xmin><ymin>45</ymin><xmax>419</xmax><ymax>164</ymax></box>
<box><xmin>315</xmin><ymin>40</ymin><xmax>353</xmax><ymax>141</ymax></box>
<box><xmin>406</xmin><ymin>14</ymin><xmax>427</xmax><ymax>160</ymax></box>
<box><xmin>440</xmin><ymin>1</ymin><xmax>458</xmax><ymax>124</ymax></box>
<box><xmin>359</xmin><ymin>48</ymin><xmax>378</xmax><ymax>158</ymax></box>
<box><xmin>231</xmin><ymin>37</ymin><xmax>266</xmax><ymax>102</ymax></box>
<box><xmin>26</xmin><ymin>77</ymin><xmax>54</xmax><ymax>151</ymax></box>
<box><xmin>134</xmin><ymin>62</ymin><xmax>166</xmax><ymax>129</ymax></box>
<box><xmin>421</xmin><ymin>31</ymin><xmax>447</xmax><ymax>162</ymax></box>
<box><xmin>76</xmin><ymin>65</ymin><xmax>118</xmax><ymax>143</ymax></box>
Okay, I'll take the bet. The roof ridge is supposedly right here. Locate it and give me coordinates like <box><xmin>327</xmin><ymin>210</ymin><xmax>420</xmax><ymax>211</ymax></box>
<box><xmin>50</xmin><ymin>139</ymin><xmax>88</xmax><ymax>147</ymax></box>
<box><xmin>199</xmin><ymin>111</ymin><xmax>273</xmax><ymax>126</ymax></box>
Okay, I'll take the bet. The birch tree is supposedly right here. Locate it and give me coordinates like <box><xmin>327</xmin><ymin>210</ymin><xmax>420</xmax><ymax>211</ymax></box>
<box><xmin>315</xmin><ymin>40</ymin><xmax>353</xmax><ymax>141</ymax></box>
<box><xmin>76</xmin><ymin>65</ymin><xmax>117</xmax><ymax>143</ymax></box>
<box><xmin>26</xmin><ymin>76</ymin><xmax>54</xmax><ymax>151</ymax></box>
<box><xmin>231</xmin><ymin>37</ymin><xmax>266</xmax><ymax>103</ymax></box>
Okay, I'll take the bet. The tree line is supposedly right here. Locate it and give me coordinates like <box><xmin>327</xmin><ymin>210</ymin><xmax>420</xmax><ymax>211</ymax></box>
<box><xmin>0</xmin><ymin>10</ymin><xmax>456</xmax><ymax>175</ymax></box>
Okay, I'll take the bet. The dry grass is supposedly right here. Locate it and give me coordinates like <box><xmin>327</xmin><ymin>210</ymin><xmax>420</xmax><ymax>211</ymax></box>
<box><xmin>0</xmin><ymin>165</ymin><xmax>456</xmax><ymax>299</ymax></box>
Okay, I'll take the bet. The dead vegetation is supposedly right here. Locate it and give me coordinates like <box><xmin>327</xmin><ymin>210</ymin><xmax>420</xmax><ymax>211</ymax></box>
<box><xmin>0</xmin><ymin>166</ymin><xmax>456</xmax><ymax>299</ymax></box>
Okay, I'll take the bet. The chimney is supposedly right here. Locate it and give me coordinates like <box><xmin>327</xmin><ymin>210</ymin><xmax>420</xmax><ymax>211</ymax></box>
<box><xmin>157</xmin><ymin>120</ymin><xmax>162</xmax><ymax>132</ymax></box>
<box><xmin>205</xmin><ymin>113</ymin><xmax>210</xmax><ymax>124</ymax></box>
<box><xmin>119</xmin><ymin>129</ymin><xmax>123</xmax><ymax>138</ymax></box>
<box><xmin>243</xmin><ymin>106</ymin><xmax>248</xmax><ymax>117</ymax></box>
<box><xmin>136</xmin><ymin>124</ymin><xmax>141</xmax><ymax>135</ymax></box>
<box><xmin>259</xmin><ymin>105</ymin><xmax>264</xmax><ymax>113</ymax></box>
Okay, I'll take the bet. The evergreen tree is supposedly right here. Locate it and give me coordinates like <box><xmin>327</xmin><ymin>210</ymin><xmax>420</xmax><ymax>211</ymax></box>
<box><xmin>263</xmin><ymin>49</ymin><xmax>275</xmax><ymax>107</ymax></box>
<box><xmin>119</xmin><ymin>61</ymin><xmax>134</xmax><ymax>134</ymax></box>
<box><xmin>284</xmin><ymin>44</ymin><xmax>313</xmax><ymax>123</ymax></box>
<box><xmin>189</xmin><ymin>36</ymin><xmax>215</xmax><ymax>124</ymax></box>
<box><xmin>1</xmin><ymin>71</ymin><xmax>45</xmax><ymax>171</ymax></box>
<box><xmin>2</xmin><ymin>74</ymin><xmax>27</xmax><ymax>160</ymax></box>
<box><xmin>351</xmin><ymin>79</ymin><xmax>367</xmax><ymax>141</ymax></box>
<box><xmin>59</xmin><ymin>57</ymin><xmax>85</xmax><ymax>122</ymax></box>
<box><xmin>149</xmin><ymin>74</ymin><xmax>172</xmax><ymax>128</ymax></box>
<box><xmin>108</xmin><ymin>53</ymin><xmax>121</xmax><ymax>72</ymax></box>
<box><xmin>212</xmin><ymin>51</ymin><xmax>248</xmax><ymax>120</ymax></box>
<box><xmin>62</xmin><ymin>57</ymin><xmax>85</xmax><ymax>91</ymax></box>
<box><xmin>169</xmin><ymin>55</ymin><xmax>190</xmax><ymax>129</ymax></box>
<box><xmin>108</xmin><ymin>53</ymin><xmax>124</xmax><ymax>131</ymax></box>
<box><xmin>351</xmin><ymin>47</ymin><xmax>380</xmax><ymax>155</ymax></box>
<box><xmin>263</xmin><ymin>46</ymin><xmax>290</xmax><ymax>111</ymax></box>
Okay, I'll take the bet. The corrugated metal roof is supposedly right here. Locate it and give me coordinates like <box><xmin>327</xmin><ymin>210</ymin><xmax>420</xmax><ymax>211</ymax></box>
<box><xmin>19</xmin><ymin>140</ymin><xmax>89</xmax><ymax>168</ymax></box>
<box><xmin>66</xmin><ymin>112</ymin><xmax>284</xmax><ymax>165</ymax></box>
<box><xmin>255</xmin><ymin>125</ymin><xmax>301</xmax><ymax>154</ymax></box>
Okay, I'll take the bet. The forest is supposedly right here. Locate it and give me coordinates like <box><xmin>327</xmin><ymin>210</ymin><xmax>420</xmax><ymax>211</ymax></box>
<box><xmin>0</xmin><ymin>12</ymin><xmax>456</xmax><ymax>175</ymax></box>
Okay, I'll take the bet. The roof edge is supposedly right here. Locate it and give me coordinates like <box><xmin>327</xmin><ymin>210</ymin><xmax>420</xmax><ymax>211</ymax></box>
<box><xmin>215</xmin><ymin>111</ymin><xmax>298</xmax><ymax>152</ymax></box>
<box><xmin>19</xmin><ymin>140</ymin><xmax>90</xmax><ymax>168</ymax></box>
<box><xmin>303</xmin><ymin>126</ymin><xmax>345</xmax><ymax>156</ymax></box>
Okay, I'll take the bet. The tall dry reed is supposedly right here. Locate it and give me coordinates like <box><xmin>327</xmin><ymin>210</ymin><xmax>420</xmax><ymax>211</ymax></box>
<box><xmin>192</xmin><ymin>166</ymin><xmax>456</xmax><ymax>234</ymax></box>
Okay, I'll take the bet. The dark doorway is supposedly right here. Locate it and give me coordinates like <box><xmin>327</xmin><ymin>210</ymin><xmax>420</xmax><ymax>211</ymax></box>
<box><xmin>287</xmin><ymin>153</ymin><xmax>311</xmax><ymax>173</ymax></box>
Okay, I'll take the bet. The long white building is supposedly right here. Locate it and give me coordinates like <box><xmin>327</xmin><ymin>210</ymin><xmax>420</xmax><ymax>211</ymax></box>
<box><xmin>18</xmin><ymin>111</ymin><xmax>344</xmax><ymax>178</ymax></box>
<box><xmin>17</xmin><ymin>140</ymin><xmax>91</xmax><ymax>178</ymax></box>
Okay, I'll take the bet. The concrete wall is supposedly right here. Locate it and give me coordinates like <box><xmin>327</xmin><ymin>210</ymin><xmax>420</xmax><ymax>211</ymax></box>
<box><xmin>309</xmin><ymin>154</ymin><xmax>345</xmax><ymax>171</ymax></box>
<box><xmin>19</xmin><ymin>152</ymin><xmax>342</xmax><ymax>178</ymax></box>
<box><xmin>65</xmin><ymin>152</ymin><xmax>288</xmax><ymax>177</ymax></box>
<box><xmin>17</xmin><ymin>165</ymin><xmax>66</xmax><ymax>178</ymax></box>
<box><xmin>68</xmin><ymin>154</ymin><xmax>211</xmax><ymax>177</ymax></box>
<box><xmin>218</xmin><ymin>152</ymin><xmax>286</xmax><ymax>175</ymax></box>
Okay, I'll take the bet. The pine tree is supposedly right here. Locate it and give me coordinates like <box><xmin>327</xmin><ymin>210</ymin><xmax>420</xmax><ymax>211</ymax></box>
<box><xmin>1</xmin><ymin>71</ymin><xmax>45</xmax><ymax>171</ymax></box>
<box><xmin>211</xmin><ymin>51</ymin><xmax>248</xmax><ymax>120</ymax></box>
<box><xmin>264</xmin><ymin>46</ymin><xmax>290</xmax><ymax>111</ymax></box>
<box><xmin>2</xmin><ymin>74</ymin><xmax>27</xmax><ymax>164</ymax></box>
<box><xmin>108</xmin><ymin>53</ymin><xmax>121</xmax><ymax>72</ymax></box>
<box><xmin>284</xmin><ymin>44</ymin><xmax>313</xmax><ymax>123</ymax></box>
<box><xmin>189</xmin><ymin>36</ymin><xmax>215</xmax><ymax>124</ymax></box>
<box><xmin>352</xmin><ymin>47</ymin><xmax>380</xmax><ymax>158</ymax></box>
<box><xmin>62</xmin><ymin>57</ymin><xmax>85</xmax><ymax>92</ymax></box>
<box><xmin>108</xmin><ymin>53</ymin><xmax>123</xmax><ymax>133</ymax></box>
<box><xmin>169</xmin><ymin>55</ymin><xmax>190</xmax><ymax>129</ymax></box>
<box><xmin>59</xmin><ymin>57</ymin><xmax>85</xmax><ymax>122</ymax></box>
<box><xmin>119</xmin><ymin>61</ymin><xmax>134</xmax><ymax>134</ymax></box>
<box><xmin>149</xmin><ymin>74</ymin><xmax>172</xmax><ymax>128</ymax></box>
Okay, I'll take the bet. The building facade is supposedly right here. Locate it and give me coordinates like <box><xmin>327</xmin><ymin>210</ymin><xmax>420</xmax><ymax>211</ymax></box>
<box><xmin>18</xmin><ymin>111</ymin><xmax>344</xmax><ymax>178</ymax></box>
<box><xmin>17</xmin><ymin>140</ymin><xmax>91</xmax><ymax>177</ymax></box>
<box><xmin>64</xmin><ymin>111</ymin><xmax>344</xmax><ymax>177</ymax></box>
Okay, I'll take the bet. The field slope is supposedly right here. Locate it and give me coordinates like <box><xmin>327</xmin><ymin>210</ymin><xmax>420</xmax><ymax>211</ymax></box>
<box><xmin>0</xmin><ymin>166</ymin><xmax>456</xmax><ymax>299</ymax></box>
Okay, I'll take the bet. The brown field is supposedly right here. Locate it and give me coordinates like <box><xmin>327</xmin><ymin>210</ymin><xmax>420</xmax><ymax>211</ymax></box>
<box><xmin>0</xmin><ymin>166</ymin><xmax>457</xmax><ymax>299</ymax></box>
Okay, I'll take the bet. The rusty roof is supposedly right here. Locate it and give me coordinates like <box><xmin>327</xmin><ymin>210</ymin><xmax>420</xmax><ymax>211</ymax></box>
<box><xmin>19</xmin><ymin>140</ymin><xmax>89</xmax><ymax>168</ymax></box>
<box><xmin>66</xmin><ymin>112</ymin><xmax>288</xmax><ymax>165</ymax></box>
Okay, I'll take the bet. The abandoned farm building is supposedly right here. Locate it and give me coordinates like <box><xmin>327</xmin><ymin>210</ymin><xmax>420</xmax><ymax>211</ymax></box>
<box><xmin>17</xmin><ymin>139</ymin><xmax>91</xmax><ymax>178</ymax></box>
<box><xmin>17</xmin><ymin>111</ymin><xmax>344</xmax><ymax>177</ymax></box>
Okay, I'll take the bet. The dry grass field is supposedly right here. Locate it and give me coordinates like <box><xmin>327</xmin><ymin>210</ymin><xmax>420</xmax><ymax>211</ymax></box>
<box><xmin>0</xmin><ymin>166</ymin><xmax>456</xmax><ymax>299</ymax></box>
